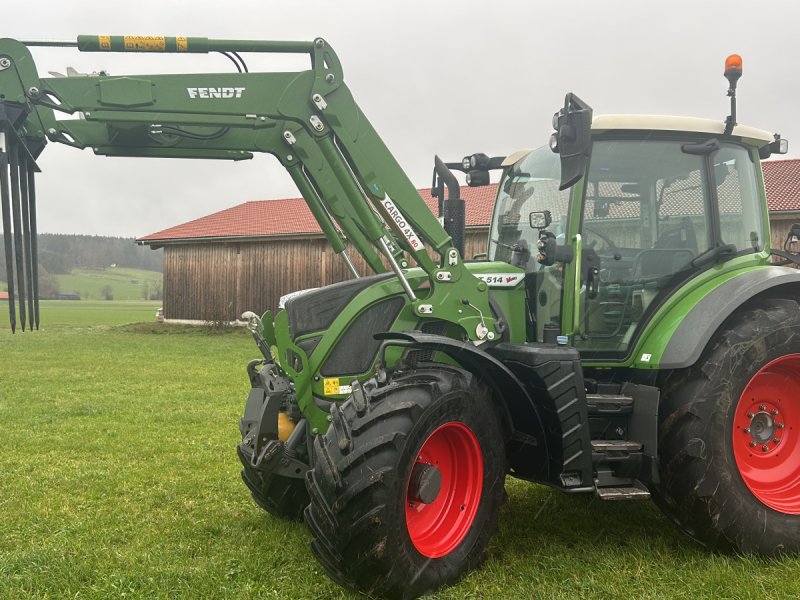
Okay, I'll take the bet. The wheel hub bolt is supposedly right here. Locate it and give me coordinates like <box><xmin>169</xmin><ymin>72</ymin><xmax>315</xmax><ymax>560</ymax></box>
<box><xmin>778</xmin><ymin>423</ymin><xmax>785</xmax><ymax>429</ymax></box>
<box><xmin>774</xmin><ymin>438</ymin><xmax>781</xmax><ymax>444</ymax></box>
<box><xmin>772</xmin><ymin>409</ymin><xmax>779</xmax><ymax>415</ymax></box>
<box><xmin>762</xmin><ymin>445</ymin><xmax>770</xmax><ymax>451</ymax></box>
<box><xmin>750</xmin><ymin>441</ymin><xmax>757</xmax><ymax>448</ymax></box>
<box><xmin>747</xmin><ymin>412</ymin><xmax>754</xmax><ymax>418</ymax></box>
<box><xmin>760</xmin><ymin>405</ymin><xmax>767</xmax><ymax>411</ymax></box>
<box><xmin>744</xmin><ymin>428</ymin><xmax>751</xmax><ymax>434</ymax></box>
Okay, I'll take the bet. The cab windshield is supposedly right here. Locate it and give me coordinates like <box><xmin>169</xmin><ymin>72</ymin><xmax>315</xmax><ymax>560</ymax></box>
<box><xmin>488</xmin><ymin>146</ymin><xmax>571</xmax><ymax>272</ymax></box>
<box><xmin>489</xmin><ymin>146</ymin><xmax>571</xmax><ymax>342</ymax></box>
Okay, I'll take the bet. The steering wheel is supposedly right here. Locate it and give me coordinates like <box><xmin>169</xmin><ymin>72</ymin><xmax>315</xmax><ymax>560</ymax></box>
<box><xmin>584</xmin><ymin>227</ymin><xmax>621</xmax><ymax>257</ymax></box>
<box><xmin>654</xmin><ymin>217</ymin><xmax>698</xmax><ymax>253</ymax></box>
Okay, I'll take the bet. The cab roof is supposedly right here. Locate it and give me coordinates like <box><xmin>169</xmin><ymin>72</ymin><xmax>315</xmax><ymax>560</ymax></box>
<box><xmin>501</xmin><ymin>114</ymin><xmax>776</xmax><ymax>167</ymax></box>
<box><xmin>592</xmin><ymin>114</ymin><xmax>774</xmax><ymax>146</ymax></box>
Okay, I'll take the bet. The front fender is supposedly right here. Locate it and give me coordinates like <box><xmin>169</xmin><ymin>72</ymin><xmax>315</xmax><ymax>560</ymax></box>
<box><xmin>376</xmin><ymin>331</ymin><xmax>550</xmax><ymax>481</ymax></box>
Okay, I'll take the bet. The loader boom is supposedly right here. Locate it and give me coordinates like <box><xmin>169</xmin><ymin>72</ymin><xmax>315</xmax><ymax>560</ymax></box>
<box><xmin>0</xmin><ymin>35</ymin><xmax>497</xmax><ymax>339</ymax></box>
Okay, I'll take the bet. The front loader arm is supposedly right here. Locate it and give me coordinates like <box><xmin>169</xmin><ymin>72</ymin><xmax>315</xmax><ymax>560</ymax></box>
<box><xmin>0</xmin><ymin>35</ymin><xmax>498</xmax><ymax>342</ymax></box>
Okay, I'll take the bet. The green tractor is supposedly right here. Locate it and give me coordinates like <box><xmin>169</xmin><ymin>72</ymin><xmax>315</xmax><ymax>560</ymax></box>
<box><xmin>1</xmin><ymin>37</ymin><xmax>798</xmax><ymax>598</ymax></box>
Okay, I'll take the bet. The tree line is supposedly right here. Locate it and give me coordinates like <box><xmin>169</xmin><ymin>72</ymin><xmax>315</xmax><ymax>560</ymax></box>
<box><xmin>0</xmin><ymin>234</ymin><xmax>163</xmax><ymax>279</ymax></box>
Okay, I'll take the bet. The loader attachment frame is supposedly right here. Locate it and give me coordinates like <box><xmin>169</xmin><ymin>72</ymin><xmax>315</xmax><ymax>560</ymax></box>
<box><xmin>0</xmin><ymin>35</ymin><xmax>498</xmax><ymax>341</ymax></box>
<box><xmin>0</xmin><ymin>109</ymin><xmax>41</xmax><ymax>332</ymax></box>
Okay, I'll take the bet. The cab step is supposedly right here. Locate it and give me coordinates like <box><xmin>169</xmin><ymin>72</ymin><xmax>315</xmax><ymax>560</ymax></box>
<box><xmin>596</xmin><ymin>485</ymin><xmax>651</xmax><ymax>501</ymax></box>
<box><xmin>591</xmin><ymin>440</ymin><xmax>642</xmax><ymax>453</ymax></box>
<box><xmin>586</xmin><ymin>393</ymin><xmax>634</xmax><ymax>415</ymax></box>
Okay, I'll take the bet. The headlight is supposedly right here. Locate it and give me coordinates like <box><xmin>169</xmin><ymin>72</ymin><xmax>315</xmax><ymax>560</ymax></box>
<box><xmin>466</xmin><ymin>170</ymin><xmax>490</xmax><ymax>186</ymax></box>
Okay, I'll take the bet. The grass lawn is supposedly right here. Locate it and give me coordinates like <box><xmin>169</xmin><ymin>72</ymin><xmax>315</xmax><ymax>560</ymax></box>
<box><xmin>53</xmin><ymin>267</ymin><xmax>163</xmax><ymax>301</ymax></box>
<box><xmin>1</xmin><ymin>301</ymin><xmax>799</xmax><ymax>598</ymax></box>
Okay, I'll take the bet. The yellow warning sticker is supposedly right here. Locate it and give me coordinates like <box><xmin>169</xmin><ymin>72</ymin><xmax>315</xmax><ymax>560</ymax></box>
<box><xmin>323</xmin><ymin>378</ymin><xmax>340</xmax><ymax>396</ymax></box>
<box><xmin>98</xmin><ymin>35</ymin><xmax>111</xmax><ymax>50</ymax></box>
<box><xmin>176</xmin><ymin>36</ymin><xmax>188</xmax><ymax>52</ymax></box>
<box><xmin>123</xmin><ymin>35</ymin><xmax>166</xmax><ymax>52</ymax></box>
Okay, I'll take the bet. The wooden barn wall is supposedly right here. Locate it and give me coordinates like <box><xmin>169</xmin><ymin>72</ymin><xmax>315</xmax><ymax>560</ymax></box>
<box><xmin>162</xmin><ymin>228</ymin><xmax>491</xmax><ymax>320</ymax></box>
<box><xmin>770</xmin><ymin>215</ymin><xmax>800</xmax><ymax>253</ymax></box>
<box><xmin>160</xmin><ymin>214</ymin><xmax>800</xmax><ymax>321</ymax></box>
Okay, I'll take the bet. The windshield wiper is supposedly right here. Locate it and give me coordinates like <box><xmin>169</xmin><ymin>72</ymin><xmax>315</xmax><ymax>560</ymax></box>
<box><xmin>691</xmin><ymin>243</ymin><xmax>737</xmax><ymax>269</ymax></box>
<box><xmin>492</xmin><ymin>239</ymin><xmax>524</xmax><ymax>251</ymax></box>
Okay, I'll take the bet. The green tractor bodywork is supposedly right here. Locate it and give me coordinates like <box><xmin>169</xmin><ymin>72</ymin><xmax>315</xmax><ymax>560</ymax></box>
<box><xmin>262</xmin><ymin>259</ymin><xmax>531</xmax><ymax>434</ymax></box>
<box><xmin>3</xmin><ymin>36</ymin><xmax>800</xmax><ymax>599</ymax></box>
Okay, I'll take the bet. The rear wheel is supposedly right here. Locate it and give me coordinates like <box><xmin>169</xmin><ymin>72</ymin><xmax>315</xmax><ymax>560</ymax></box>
<box><xmin>305</xmin><ymin>368</ymin><xmax>506</xmax><ymax>599</ymax></box>
<box><xmin>732</xmin><ymin>355</ymin><xmax>800</xmax><ymax>514</ymax></box>
<box><xmin>653</xmin><ymin>298</ymin><xmax>800</xmax><ymax>554</ymax></box>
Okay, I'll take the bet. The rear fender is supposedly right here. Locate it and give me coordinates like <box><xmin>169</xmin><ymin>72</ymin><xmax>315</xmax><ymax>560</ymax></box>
<box><xmin>659</xmin><ymin>267</ymin><xmax>800</xmax><ymax>369</ymax></box>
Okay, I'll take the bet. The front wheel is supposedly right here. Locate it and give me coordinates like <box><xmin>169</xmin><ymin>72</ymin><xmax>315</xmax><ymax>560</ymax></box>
<box><xmin>305</xmin><ymin>368</ymin><xmax>506</xmax><ymax>599</ymax></box>
<box><xmin>653</xmin><ymin>298</ymin><xmax>800</xmax><ymax>554</ymax></box>
<box><xmin>239</xmin><ymin>458</ymin><xmax>309</xmax><ymax>521</ymax></box>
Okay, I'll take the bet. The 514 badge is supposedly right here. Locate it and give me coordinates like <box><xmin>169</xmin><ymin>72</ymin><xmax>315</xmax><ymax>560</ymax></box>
<box><xmin>475</xmin><ymin>273</ymin><xmax>523</xmax><ymax>287</ymax></box>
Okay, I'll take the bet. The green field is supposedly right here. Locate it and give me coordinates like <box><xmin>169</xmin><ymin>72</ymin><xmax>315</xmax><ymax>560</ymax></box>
<box><xmin>53</xmin><ymin>267</ymin><xmax>163</xmax><ymax>301</ymax></box>
<box><xmin>1</xmin><ymin>302</ymin><xmax>799</xmax><ymax>599</ymax></box>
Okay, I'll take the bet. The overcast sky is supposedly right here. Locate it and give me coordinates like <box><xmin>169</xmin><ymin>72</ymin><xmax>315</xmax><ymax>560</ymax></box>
<box><xmin>5</xmin><ymin>0</ymin><xmax>800</xmax><ymax>237</ymax></box>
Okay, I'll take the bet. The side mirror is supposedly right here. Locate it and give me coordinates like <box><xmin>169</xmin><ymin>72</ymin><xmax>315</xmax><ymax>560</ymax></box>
<box><xmin>537</xmin><ymin>231</ymin><xmax>574</xmax><ymax>266</ymax></box>
<box><xmin>550</xmin><ymin>93</ymin><xmax>593</xmax><ymax>191</ymax></box>
<box><xmin>529</xmin><ymin>210</ymin><xmax>552</xmax><ymax>229</ymax></box>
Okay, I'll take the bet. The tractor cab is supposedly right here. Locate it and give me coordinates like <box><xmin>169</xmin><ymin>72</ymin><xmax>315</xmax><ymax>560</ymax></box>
<box><xmin>489</xmin><ymin>115</ymin><xmax>776</xmax><ymax>360</ymax></box>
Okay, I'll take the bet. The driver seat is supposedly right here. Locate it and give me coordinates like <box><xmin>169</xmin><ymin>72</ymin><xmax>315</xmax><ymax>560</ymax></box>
<box><xmin>654</xmin><ymin>216</ymin><xmax>698</xmax><ymax>254</ymax></box>
<box><xmin>632</xmin><ymin>248</ymin><xmax>695</xmax><ymax>280</ymax></box>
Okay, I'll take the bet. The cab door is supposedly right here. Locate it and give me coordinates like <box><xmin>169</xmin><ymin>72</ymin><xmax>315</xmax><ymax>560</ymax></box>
<box><xmin>575</xmin><ymin>137</ymin><xmax>765</xmax><ymax>361</ymax></box>
<box><xmin>575</xmin><ymin>138</ymin><xmax>712</xmax><ymax>359</ymax></box>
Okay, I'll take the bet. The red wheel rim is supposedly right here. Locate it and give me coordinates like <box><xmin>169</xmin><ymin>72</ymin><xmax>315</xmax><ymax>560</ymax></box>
<box><xmin>733</xmin><ymin>354</ymin><xmax>800</xmax><ymax>514</ymax></box>
<box><xmin>405</xmin><ymin>421</ymin><xmax>483</xmax><ymax>558</ymax></box>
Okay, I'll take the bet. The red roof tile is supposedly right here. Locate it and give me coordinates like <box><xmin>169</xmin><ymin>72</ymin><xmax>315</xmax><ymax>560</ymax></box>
<box><xmin>763</xmin><ymin>158</ymin><xmax>800</xmax><ymax>212</ymax></box>
<box><xmin>138</xmin><ymin>185</ymin><xmax>498</xmax><ymax>243</ymax></box>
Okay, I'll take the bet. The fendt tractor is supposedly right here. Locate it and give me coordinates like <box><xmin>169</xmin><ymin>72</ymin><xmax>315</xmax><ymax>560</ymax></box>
<box><xmin>2</xmin><ymin>35</ymin><xmax>800</xmax><ymax>598</ymax></box>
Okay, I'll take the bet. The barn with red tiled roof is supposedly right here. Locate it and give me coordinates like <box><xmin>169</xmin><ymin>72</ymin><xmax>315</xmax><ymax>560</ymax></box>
<box><xmin>138</xmin><ymin>186</ymin><xmax>497</xmax><ymax>246</ymax></box>
<box><xmin>137</xmin><ymin>185</ymin><xmax>497</xmax><ymax>321</ymax></box>
<box><xmin>138</xmin><ymin>161</ymin><xmax>800</xmax><ymax>322</ymax></box>
<box><xmin>762</xmin><ymin>159</ymin><xmax>800</xmax><ymax>249</ymax></box>
<box><xmin>764</xmin><ymin>159</ymin><xmax>800</xmax><ymax>212</ymax></box>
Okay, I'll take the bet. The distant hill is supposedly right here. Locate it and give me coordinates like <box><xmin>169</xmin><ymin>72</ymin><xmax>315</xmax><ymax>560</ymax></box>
<box><xmin>0</xmin><ymin>234</ymin><xmax>163</xmax><ymax>282</ymax></box>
